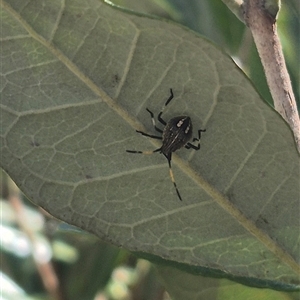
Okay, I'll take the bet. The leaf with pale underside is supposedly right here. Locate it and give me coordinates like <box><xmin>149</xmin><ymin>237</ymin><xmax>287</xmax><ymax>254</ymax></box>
<box><xmin>0</xmin><ymin>0</ymin><xmax>299</xmax><ymax>290</ymax></box>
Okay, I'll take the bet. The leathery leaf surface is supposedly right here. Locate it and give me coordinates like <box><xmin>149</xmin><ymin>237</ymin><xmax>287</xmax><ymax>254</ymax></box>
<box><xmin>1</xmin><ymin>0</ymin><xmax>299</xmax><ymax>289</ymax></box>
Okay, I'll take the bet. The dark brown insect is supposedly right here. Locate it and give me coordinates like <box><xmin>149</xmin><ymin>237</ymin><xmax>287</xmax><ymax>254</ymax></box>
<box><xmin>126</xmin><ymin>89</ymin><xmax>206</xmax><ymax>201</ymax></box>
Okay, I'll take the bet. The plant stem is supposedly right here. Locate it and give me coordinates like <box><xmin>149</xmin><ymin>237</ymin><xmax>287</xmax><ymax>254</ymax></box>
<box><xmin>243</xmin><ymin>0</ymin><xmax>300</xmax><ymax>152</ymax></box>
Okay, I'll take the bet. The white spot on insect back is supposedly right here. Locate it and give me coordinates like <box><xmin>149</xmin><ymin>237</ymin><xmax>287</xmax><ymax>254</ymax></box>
<box><xmin>185</xmin><ymin>124</ymin><xmax>190</xmax><ymax>134</ymax></box>
<box><xmin>176</xmin><ymin>119</ymin><xmax>184</xmax><ymax>127</ymax></box>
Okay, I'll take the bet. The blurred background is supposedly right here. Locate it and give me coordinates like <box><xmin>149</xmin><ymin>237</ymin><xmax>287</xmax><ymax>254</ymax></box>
<box><xmin>1</xmin><ymin>174</ymin><xmax>170</xmax><ymax>300</ymax></box>
<box><xmin>112</xmin><ymin>0</ymin><xmax>299</xmax><ymax>107</ymax></box>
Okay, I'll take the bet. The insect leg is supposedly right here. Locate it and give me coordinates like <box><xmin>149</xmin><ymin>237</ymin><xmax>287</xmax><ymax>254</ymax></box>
<box><xmin>167</xmin><ymin>158</ymin><xmax>182</xmax><ymax>201</ymax></box>
<box><xmin>185</xmin><ymin>129</ymin><xmax>206</xmax><ymax>150</ymax></box>
<box><xmin>126</xmin><ymin>148</ymin><xmax>161</xmax><ymax>155</ymax></box>
<box><xmin>157</xmin><ymin>88</ymin><xmax>174</xmax><ymax>126</ymax></box>
<box><xmin>126</xmin><ymin>150</ymin><xmax>154</xmax><ymax>154</ymax></box>
<box><xmin>146</xmin><ymin>108</ymin><xmax>163</xmax><ymax>133</ymax></box>
<box><xmin>157</xmin><ymin>112</ymin><xmax>167</xmax><ymax>126</ymax></box>
<box><xmin>165</xmin><ymin>88</ymin><xmax>174</xmax><ymax>106</ymax></box>
<box><xmin>136</xmin><ymin>130</ymin><xmax>162</xmax><ymax>140</ymax></box>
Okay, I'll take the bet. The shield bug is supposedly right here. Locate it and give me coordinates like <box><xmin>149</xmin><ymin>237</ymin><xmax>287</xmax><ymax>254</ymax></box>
<box><xmin>126</xmin><ymin>89</ymin><xmax>206</xmax><ymax>201</ymax></box>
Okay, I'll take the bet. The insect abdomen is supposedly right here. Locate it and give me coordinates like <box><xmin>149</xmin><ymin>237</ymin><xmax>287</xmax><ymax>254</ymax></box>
<box><xmin>161</xmin><ymin>116</ymin><xmax>193</xmax><ymax>155</ymax></box>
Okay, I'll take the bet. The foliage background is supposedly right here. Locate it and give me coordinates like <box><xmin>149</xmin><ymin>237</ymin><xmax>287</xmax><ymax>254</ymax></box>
<box><xmin>113</xmin><ymin>0</ymin><xmax>299</xmax><ymax>107</ymax></box>
<box><xmin>1</xmin><ymin>0</ymin><xmax>299</xmax><ymax>299</ymax></box>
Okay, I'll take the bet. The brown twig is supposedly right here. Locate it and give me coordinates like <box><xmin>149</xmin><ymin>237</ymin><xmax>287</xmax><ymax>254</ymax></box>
<box><xmin>243</xmin><ymin>0</ymin><xmax>300</xmax><ymax>152</ymax></box>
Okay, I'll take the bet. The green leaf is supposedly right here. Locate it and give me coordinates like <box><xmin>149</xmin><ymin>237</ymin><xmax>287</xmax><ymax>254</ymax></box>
<box><xmin>0</xmin><ymin>0</ymin><xmax>299</xmax><ymax>290</ymax></box>
<box><xmin>158</xmin><ymin>265</ymin><xmax>299</xmax><ymax>300</ymax></box>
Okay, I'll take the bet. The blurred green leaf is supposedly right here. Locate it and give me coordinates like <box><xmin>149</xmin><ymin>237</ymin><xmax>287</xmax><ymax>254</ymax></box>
<box><xmin>158</xmin><ymin>265</ymin><xmax>299</xmax><ymax>300</ymax></box>
<box><xmin>59</xmin><ymin>236</ymin><xmax>121</xmax><ymax>300</ymax></box>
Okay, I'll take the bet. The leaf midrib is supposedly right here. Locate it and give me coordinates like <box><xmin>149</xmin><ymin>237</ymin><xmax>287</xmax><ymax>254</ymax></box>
<box><xmin>2</xmin><ymin>0</ymin><xmax>299</xmax><ymax>274</ymax></box>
